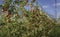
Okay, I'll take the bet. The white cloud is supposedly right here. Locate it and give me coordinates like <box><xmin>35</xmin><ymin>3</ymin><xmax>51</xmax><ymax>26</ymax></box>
<box><xmin>42</xmin><ymin>5</ymin><xmax>48</xmax><ymax>8</ymax></box>
<box><xmin>53</xmin><ymin>3</ymin><xmax>60</xmax><ymax>6</ymax></box>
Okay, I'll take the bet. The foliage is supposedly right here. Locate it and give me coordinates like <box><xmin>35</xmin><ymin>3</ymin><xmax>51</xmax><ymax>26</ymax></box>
<box><xmin>0</xmin><ymin>0</ymin><xmax>60</xmax><ymax>37</ymax></box>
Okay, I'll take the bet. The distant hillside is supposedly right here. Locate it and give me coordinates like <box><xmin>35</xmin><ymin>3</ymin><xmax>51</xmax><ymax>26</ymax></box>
<box><xmin>0</xmin><ymin>5</ymin><xmax>2</xmax><ymax>14</ymax></box>
<box><xmin>0</xmin><ymin>5</ymin><xmax>2</xmax><ymax>7</ymax></box>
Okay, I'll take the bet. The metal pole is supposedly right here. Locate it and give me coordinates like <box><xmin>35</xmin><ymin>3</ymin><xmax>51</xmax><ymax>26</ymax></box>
<box><xmin>53</xmin><ymin>0</ymin><xmax>57</xmax><ymax>36</ymax></box>
<box><xmin>55</xmin><ymin>0</ymin><xmax>57</xmax><ymax>22</ymax></box>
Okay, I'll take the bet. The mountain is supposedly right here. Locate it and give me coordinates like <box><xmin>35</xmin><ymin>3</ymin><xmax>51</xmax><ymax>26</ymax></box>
<box><xmin>0</xmin><ymin>5</ymin><xmax>2</xmax><ymax>14</ymax></box>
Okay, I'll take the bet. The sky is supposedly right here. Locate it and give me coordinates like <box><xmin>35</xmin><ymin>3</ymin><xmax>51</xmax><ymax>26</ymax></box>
<box><xmin>38</xmin><ymin>0</ymin><xmax>60</xmax><ymax>18</ymax></box>
<box><xmin>0</xmin><ymin>0</ymin><xmax>2</xmax><ymax>4</ymax></box>
<box><xmin>0</xmin><ymin>0</ymin><xmax>60</xmax><ymax>18</ymax></box>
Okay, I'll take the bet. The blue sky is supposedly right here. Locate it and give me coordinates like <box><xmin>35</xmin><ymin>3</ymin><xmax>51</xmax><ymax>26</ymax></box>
<box><xmin>0</xmin><ymin>0</ymin><xmax>3</xmax><ymax>4</ymax></box>
<box><xmin>0</xmin><ymin>0</ymin><xmax>60</xmax><ymax>18</ymax></box>
<box><xmin>38</xmin><ymin>0</ymin><xmax>60</xmax><ymax>18</ymax></box>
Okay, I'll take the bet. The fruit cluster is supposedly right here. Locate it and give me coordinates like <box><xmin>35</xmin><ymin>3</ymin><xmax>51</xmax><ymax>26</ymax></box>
<box><xmin>5</xmin><ymin>10</ymin><xmax>11</xmax><ymax>22</ymax></box>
